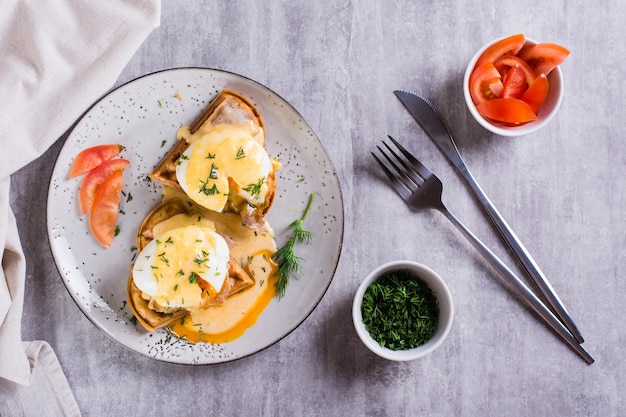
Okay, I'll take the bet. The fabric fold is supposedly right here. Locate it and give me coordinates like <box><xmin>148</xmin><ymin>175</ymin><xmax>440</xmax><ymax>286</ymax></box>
<box><xmin>0</xmin><ymin>0</ymin><xmax>162</xmax><ymax>415</ymax></box>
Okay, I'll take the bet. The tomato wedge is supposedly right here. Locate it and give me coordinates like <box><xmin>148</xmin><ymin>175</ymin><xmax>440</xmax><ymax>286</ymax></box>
<box><xmin>501</xmin><ymin>65</ymin><xmax>529</xmax><ymax>99</ymax></box>
<box><xmin>494</xmin><ymin>55</ymin><xmax>536</xmax><ymax>82</ymax></box>
<box><xmin>79</xmin><ymin>158</ymin><xmax>130</xmax><ymax>215</ymax></box>
<box><xmin>517</xmin><ymin>43</ymin><xmax>570</xmax><ymax>76</ymax></box>
<box><xmin>476</xmin><ymin>98</ymin><xmax>538</xmax><ymax>125</ymax></box>
<box><xmin>69</xmin><ymin>144</ymin><xmax>124</xmax><ymax>178</ymax></box>
<box><xmin>475</xmin><ymin>33</ymin><xmax>526</xmax><ymax>68</ymax></box>
<box><xmin>522</xmin><ymin>74</ymin><xmax>549</xmax><ymax>115</ymax></box>
<box><xmin>469</xmin><ymin>62</ymin><xmax>504</xmax><ymax>105</ymax></box>
<box><xmin>90</xmin><ymin>171</ymin><xmax>123</xmax><ymax>248</ymax></box>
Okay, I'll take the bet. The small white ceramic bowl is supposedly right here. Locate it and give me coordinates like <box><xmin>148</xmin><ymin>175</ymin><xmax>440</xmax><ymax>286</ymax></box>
<box><xmin>352</xmin><ymin>261</ymin><xmax>453</xmax><ymax>361</ymax></box>
<box><xmin>463</xmin><ymin>36</ymin><xmax>564</xmax><ymax>137</ymax></box>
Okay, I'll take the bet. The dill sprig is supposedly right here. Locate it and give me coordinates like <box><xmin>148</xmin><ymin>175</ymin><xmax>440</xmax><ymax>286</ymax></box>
<box><xmin>273</xmin><ymin>193</ymin><xmax>314</xmax><ymax>298</ymax></box>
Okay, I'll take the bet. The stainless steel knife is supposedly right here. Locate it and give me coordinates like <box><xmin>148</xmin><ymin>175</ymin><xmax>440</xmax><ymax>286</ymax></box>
<box><xmin>394</xmin><ymin>89</ymin><xmax>585</xmax><ymax>344</ymax></box>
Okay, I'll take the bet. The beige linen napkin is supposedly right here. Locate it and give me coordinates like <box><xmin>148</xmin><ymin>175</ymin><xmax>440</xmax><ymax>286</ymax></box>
<box><xmin>0</xmin><ymin>0</ymin><xmax>160</xmax><ymax>415</ymax></box>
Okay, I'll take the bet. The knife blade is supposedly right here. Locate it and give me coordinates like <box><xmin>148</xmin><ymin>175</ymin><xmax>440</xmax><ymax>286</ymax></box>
<box><xmin>394</xmin><ymin>89</ymin><xmax>585</xmax><ymax>344</ymax></box>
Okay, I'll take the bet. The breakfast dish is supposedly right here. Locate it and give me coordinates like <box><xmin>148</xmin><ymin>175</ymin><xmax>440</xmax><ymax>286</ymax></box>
<box><xmin>127</xmin><ymin>195</ymin><xmax>277</xmax><ymax>343</ymax></box>
<box><xmin>47</xmin><ymin>68</ymin><xmax>344</xmax><ymax>364</ymax></box>
<box><xmin>128</xmin><ymin>89</ymin><xmax>279</xmax><ymax>341</ymax></box>
<box><xmin>149</xmin><ymin>90</ymin><xmax>278</xmax><ymax>231</ymax></box>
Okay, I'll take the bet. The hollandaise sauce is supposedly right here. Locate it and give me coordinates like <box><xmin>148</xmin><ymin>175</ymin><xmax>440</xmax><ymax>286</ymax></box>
<box><xmin>170</xmin><ymin>251</ymin><xmax>277</xmax><ymax>344</ymax></box>
<box><xmin>176</xmin><ymin>124</ymin><xmax>272</xmax><ymax>213</ymax></box>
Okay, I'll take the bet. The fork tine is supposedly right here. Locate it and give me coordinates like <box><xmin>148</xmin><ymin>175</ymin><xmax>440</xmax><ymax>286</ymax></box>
<box><xmin>381</xmin><ymin>142</ymin><xmax>424</xmax><ymax>187</ymax></box>
<box><xmin>371</xmin><ymin>151</ymin><xmax>412</xmax><ymax>200</ymax></box>
<box><xmin>387</xmin><ymin>135</ymin><xmax>434</xmax><ymax>180</ymax></box>
<box><xmin>377</xmin><ymin>145</ymin><xmax>419</xmax><ymax>193</ymax></box>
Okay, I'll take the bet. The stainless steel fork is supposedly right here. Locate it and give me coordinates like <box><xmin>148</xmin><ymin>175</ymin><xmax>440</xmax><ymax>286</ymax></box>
<box><xmin>372</xmin><ymin>136</ymin><xmax>593</xmax><ymax>364</ymax></box>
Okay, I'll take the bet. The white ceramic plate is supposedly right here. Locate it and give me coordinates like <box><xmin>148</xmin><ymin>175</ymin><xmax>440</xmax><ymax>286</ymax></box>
<box><xmin>47</xmin><ymin>68</ymin><xmax>344</xmax><ymax>364</ymax></box>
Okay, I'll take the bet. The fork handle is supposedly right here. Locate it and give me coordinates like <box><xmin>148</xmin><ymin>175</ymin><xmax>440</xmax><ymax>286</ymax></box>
<box><xmin>459</xmin><ymin>168</ymin><xmax>585</xmax><ymax>343</ymax></box>
<box><xmin>438</xmin><ymin>206</ymin><xmax>594</xmax><ymax>364</ymax></box>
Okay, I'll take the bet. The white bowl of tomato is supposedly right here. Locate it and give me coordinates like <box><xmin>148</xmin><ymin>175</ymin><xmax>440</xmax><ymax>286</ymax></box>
<box><xmin>463</xmin><ymin>34</ymin><xmax>569</xmax><ymax>137</ymax></box>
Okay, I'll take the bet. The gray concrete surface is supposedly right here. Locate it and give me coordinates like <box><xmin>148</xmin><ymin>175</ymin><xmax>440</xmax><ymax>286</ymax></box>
<box><xmin>10</xmin><ymin>1</ymin><xmax>626</xmax><ymax>415</ymax></box>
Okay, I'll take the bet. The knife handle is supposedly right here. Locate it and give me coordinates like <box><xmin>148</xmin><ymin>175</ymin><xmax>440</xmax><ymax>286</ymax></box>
<box><xmin>461</xmin><ymin>167</ymin><xmax>585</xmax><ymax>343</ymax></box>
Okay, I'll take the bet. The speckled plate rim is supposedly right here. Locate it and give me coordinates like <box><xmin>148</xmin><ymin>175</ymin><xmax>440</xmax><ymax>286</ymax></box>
<box><xmin>46</xmin><ymin>67</ymin><xmax>344</xmax><ymax>364</ymax></box>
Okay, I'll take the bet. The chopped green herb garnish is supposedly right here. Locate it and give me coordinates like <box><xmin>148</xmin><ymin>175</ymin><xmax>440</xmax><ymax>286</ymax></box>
<box><xmin>157</xmin><ymin>252</ymin><xmax>169</xmax><ymax>265</ymax></box>
<box><xmin>209</xmin><ymin>163</ymin><xmax>219</xmax><ymax>179</ymax></box>
<box><xmin>161</xmin><ymin>139</ymin><xmax>167</xmax><ymax>148</ymax></box>
<box><xmin>157</xmin><ymin>100</ymin><xmax>163</xmax><ymax>108</ymax></box>
<box><xmin>361</xmin><ymin>270</ymin><xmax>439</xmax><ymax>350</ymax></box>
<box><xmin>126</xmin><ymin>192</ymin><xmax>133</xmax><ymax>202</ymax></box>
<box><xmin>194</xmin><ymin>253</ymin><xmax>209</xmax><ymax>267</ymax></box>
<box><xmin>114</xmin><ymin>225</ymin><xmax>121</xmax><ymax>236</ymax></box>
<box><xmin>130</xmin><ymin>316</ymin><xmax>138</xmax><ymax>325</ymax></box>
<box><xmin>272</xmin><ymin>193</ymin><xmax>314</xmax><ymax>298</ymax></box>
<box><xmin>189</xmin><ymin>272</ymin><xmax>199</xmax><ymax>284</ymax></box>
<box><xmin>199</xmin><ymin>178</ymin><xmax>219</xmax><ymax>196</ymax></box>
<box><xmin>243</xmin><ymin>177</ymin><xmax>265</xmax><ymax>198</ymax></box>
<box><xmin>235</xmin><ymin>147</ymin><xmax>246</xmax><ymax>160</ymax></box>
<box><xmin>206</xmin><ymin>152</ymin><xmax>216</xmax><ymax>159</ymax></box>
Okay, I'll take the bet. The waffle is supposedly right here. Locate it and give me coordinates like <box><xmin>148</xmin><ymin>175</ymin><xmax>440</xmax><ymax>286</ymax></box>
<box><xmin>127</xmin><ymin>199</ymin><xmax>255</xmax><ymax>332</ymax></box>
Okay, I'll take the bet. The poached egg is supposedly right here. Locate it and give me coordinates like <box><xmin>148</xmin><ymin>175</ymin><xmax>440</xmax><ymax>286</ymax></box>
<box><xmin>176</xmin><ymin>124</ymin><xmax>272</xmax><ymax>213</ymax></box>
<box><xmin>132</xmin><ymin>224</ymin><xmax>230</xmax><ymax>310</ymax></box>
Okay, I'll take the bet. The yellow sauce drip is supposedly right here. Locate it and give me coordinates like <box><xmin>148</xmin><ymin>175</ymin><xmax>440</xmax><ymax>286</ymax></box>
<box><xmin>170</xmin><ymin>251</ymin><xmax>277</xmax><ymax>343</ymax></box>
